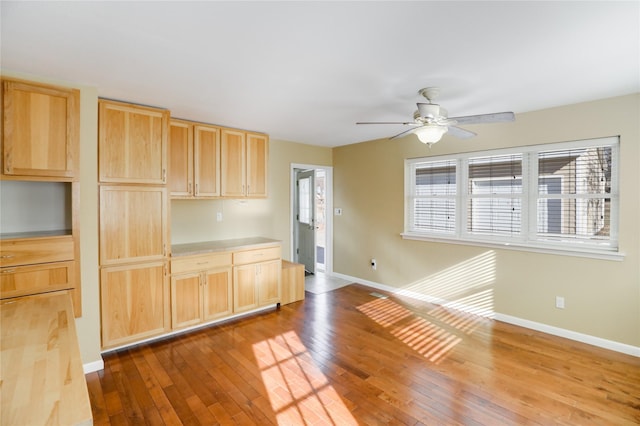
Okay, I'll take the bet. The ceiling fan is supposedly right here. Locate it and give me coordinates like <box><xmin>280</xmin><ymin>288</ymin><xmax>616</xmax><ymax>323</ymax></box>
<box><xmin>356</xmin><ymin>87</ymin><xmax>515</xmax><ymax>145</ymax></box>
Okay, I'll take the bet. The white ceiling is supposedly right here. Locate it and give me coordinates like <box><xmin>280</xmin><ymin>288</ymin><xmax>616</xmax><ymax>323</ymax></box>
<box><xmin>1</xmin><ymin>1</ymin><xmax>638</xmax><ymax>147</ymax></box>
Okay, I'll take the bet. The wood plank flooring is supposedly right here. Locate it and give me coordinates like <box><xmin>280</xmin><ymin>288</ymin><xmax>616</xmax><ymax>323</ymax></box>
<box><xmin>86</xmin><ymin>284</ymin><xmax>640</xmax><ymax>425</ymax></box>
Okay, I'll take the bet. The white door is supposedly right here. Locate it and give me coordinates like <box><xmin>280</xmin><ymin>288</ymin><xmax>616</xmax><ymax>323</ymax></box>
<box><xmin>296</xmin><ymin>169</ymin><xmax>315</xmax><ymax>274</ymax></box>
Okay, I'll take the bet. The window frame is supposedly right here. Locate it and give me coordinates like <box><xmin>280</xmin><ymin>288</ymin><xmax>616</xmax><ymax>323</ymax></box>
<box><xmin>403</xmin><ymin>136</ymin><xmax>622</xmax><ymax>260</ymax></box>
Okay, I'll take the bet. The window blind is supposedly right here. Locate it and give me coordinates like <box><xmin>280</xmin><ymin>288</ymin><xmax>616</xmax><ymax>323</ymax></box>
<box><xmin>404</xmin><ymin>136</ymin><xmax>619</xmax><ymax>255</ymax></box>
<box><xmin>466</xmin><ymin>154</ymin><xmax>523</xmax><ymax>237</ymax></box>
<box><xmin>536</xmin><ymin>146</ymin><xmax>612</xmax><ymax>243</ymax></box>
<box><xmin>411</xmin><ymin>160</ymin><xmax>457</xmax><ymax>234</ymax></box>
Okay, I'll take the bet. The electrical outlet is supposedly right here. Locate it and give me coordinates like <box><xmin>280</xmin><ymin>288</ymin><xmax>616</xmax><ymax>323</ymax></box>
<box><xmin>555</xmin><ymin>296</ymin><xmax>565</xmax><ymax>309</ymax></box>
<box><xmin>335</xmin><ymin>208</ymin><xmax>343</xmax><ymax>216</ymax></box>
<box><xmin>216</xmin><ymin>212</ymin><xmax>223</xmax><ymax>222</ymax></box>
<box><xmin>371</xmin><ymin>258</ymin><xmax>377</xmax><ymax>270</ymax></box>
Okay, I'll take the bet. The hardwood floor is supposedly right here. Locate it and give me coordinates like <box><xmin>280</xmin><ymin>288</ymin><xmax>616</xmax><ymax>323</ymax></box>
<box><xmin>86</xmin><ymin>284</ymin><xmax>640</xmax><ymax>425</ymax></box>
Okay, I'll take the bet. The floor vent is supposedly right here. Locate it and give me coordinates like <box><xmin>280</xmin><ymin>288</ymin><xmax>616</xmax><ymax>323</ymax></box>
<box><xmin>369</xmin><ymin>292</ymin><xmax>388</xmax><ymax>299</ymax></box>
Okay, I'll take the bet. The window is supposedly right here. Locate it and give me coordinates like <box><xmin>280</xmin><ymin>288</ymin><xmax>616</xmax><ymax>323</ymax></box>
<box><xmin>404</xmin><ymin>137</ymin><xmax>619</xmax><ymax>257</ymax></box>
<box><xmin>298</xmin><ymin>176</ymin><xmax>311</xmax><ymax>224</ymax></box>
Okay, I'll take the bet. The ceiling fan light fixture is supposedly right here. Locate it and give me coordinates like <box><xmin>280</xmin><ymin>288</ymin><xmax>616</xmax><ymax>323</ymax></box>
<box><xmin>416</xmin><ymin>125</ymin><xmax>447</xmax><ymax>144</ymax></box>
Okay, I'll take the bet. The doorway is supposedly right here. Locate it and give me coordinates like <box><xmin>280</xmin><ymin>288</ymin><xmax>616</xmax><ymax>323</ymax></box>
<box><xmin>291</xmin><ymin>164</ymin><xmax>333</xmax><ymax>275</ymax></box>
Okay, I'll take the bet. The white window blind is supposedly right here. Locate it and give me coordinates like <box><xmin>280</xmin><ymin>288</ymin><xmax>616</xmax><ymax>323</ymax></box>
<box><xmin>466</xmin><ymin>154</ymin><xmax>523</xmax><ymax>237</ymax></box>
<box><xmin>404</xmin><ymin>137</ymin><xmax>619</xmax><ymax>257</ymax></box>
<box><xmin>536</xmin><ymin>146</ymin><xmax>613</xmax><ymax>244</ymax></box>
<box><xmin>411</xmin><ymin>160</ymin><xmax>457</xmax><ymax>234</ymax></box>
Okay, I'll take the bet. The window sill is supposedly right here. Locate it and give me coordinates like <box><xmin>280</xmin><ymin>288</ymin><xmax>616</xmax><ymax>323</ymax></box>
<box><xmin>401</xmin><ymin>232</ymin><xmax>625</xmax><ymax>261</ymax></box>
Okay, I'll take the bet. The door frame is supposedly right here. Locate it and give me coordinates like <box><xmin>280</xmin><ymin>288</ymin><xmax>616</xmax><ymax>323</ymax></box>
<box><xmin>290</xmin><ymin>163</ymin><xmax>334</xmax><ymax>275</ymax></box>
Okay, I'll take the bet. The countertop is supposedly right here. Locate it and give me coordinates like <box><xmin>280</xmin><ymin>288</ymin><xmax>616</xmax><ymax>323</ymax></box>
<box><xmin>0</xmin><ymin>291</ymin><xmax>93</xmax><ymax>426</ymax></box>
<box><xmin>171</xmin><ymin>237</ymin><xmax>281</xmax><ymax>257</ymax></box>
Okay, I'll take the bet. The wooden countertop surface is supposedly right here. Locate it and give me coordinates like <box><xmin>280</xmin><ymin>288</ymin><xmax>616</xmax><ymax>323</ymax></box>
<box><xmin>1</xmin><ymin>291</ymin><xmax>93</xmax><ymax>426</ymax></box>
<box><xmin>171</xmin><ymin>236</ymin><xmax>281</xmax><ymax>257</ymax></box>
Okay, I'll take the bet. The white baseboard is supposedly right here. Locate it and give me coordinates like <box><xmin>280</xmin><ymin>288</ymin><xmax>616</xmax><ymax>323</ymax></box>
<box><xmin>83</xmin><ymin>358</ymin><xmax>105</xmax><ymax>374</ymax></box>
<box><xmin>329</xmin><ymin>272</ymin><xmax>640</xmax><ymax>358</ymax></box>
<box><xmin>494</xmin><ymin>313</ymin><xmax>640</xmax><ymax>357</ymax></box>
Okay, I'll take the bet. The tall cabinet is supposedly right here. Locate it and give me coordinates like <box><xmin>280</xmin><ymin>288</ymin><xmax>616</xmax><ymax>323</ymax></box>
<box><xmin>98</xmin><ymin>99</ymin><xmax>170</xmax><ymax>349</ymax></box>
<box><xmin>0</xmin><ymin>78</ymin><xmax>82</xmax><ymax>316</ymax></box>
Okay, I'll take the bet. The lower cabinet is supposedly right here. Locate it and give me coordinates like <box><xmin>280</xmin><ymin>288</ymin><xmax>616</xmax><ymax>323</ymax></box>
<box><xmin>171</xmin><ymin>266</ymin><xmax>232</xmax><ymax>329</ymax></box>
<box><xmin>100</xmin><ymin>261</ymin><xmax>169</xmax><ymax>349</ymax></box>
<box><xmin>170</xmin><ymin>251</ymin><xmax>233</xmax><ymax>330</ymax></box>
<box><xmin>233</xmin><ymin>246</ymin><xmax>281</xmax><ymax>314</ymax></box>
<box><xmin>100</xmin><ymin>244</ymin><xmax>282</xmax><ymax>349</ymax></box>
<box><xmin>0</xmin><ymin>261</ymin><xmax>75</xmax><ymax>300</ymax></box>
<box><xmin>0</xmin><ymin>234</ymin><xmax>80</xmax><ymax>315</ymax></box>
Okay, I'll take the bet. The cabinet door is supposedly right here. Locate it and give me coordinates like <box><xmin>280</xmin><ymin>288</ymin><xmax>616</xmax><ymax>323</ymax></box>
<box><xmin>100</xmin><ymin>261</ymin><xmax>169</xmax><ymax>349</ymax></box>
<box><xmin>169</xmin><ymin>120</ymin><xmax>193</xmax><ymax>197</ymax></box>
<box><xmin>246</xmin><ymin>133</ymin><xmax>268</xmax><ymax>198</ymax></box>
<box><xmin>171</xmin><ymin>272</ymin><xmax>202</xmax><ymax>329</ymax></box>
<box><xmin>0</xmin><ymin>261</ymin><xmax>74</xmax><ymax>299</ymax></box>
<box><xmin>258</xmin><ymin>259</ymin><xmax>281</xmax><ymax>306</ymax></box>
<box><xmin>99</xmin><ymin>100</ymin><xmax>168</xmax><ymax>184</ymax></box>
<box><xmin>221</xmin><ymin>129</ymin><xmax>246</xmax><ymax>197</ymax></box>
<box><xmin>2</xmin><ymin>79</ymin><xmax>79</xmax><ymax>178</ymax></box>
<box><xmin>194</xmin><ymin>125</ymin><xmax>220</xmax><ymax>197</ymax></box>
<box><xmin>203</xmin><ymin>267</ymin><xmax>232</xmax><ymax>321</ymax></box>
<box><xmin>99</xmin><ymin>185</ymin><xmax>167</xmax><ymax>265</ymax></box>
<box><xmin>233</xmin><ymin>263</ymin><xmax>257</xmax><ymax>313</ymax></box>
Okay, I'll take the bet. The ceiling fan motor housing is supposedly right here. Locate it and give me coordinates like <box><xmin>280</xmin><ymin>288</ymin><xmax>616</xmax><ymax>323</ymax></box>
<box><xmin>417</xmin><ymin>103</ymin><xmax>442</xmax><ymax>119</ymax></box>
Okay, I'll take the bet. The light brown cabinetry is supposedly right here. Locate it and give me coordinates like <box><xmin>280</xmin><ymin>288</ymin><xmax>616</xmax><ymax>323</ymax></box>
<box><xmin>0</xmin><ymin>261</ymin><xmax>75</xmax><ymax>300</ymax></box>
<box><xmin>100</xmin><ymin>261</ymin><xmax>169</xmax><ymax>348</ymax></box>
<box><xmin>1</xmin><ymin>236</ymin><xmax>75</xmax><ymax>299</ymax></box>
<box><xmin>246</xmin><ymin>133</ymin><xmax>269</xmax><ymax>197</ymax></box>
<box><xmin>1</xmin><ymin>78</ymin><xmax>81</xmax><ymax>315</ymax></box>
<box><xmin>232</xmin><ymin>246</ymin><xmax>281</xmax><ymax>313</ymax></box>
<box><xmin>2</xmin><ymin>79</ymin><xmax>79</xmax><ymax>179</ymax></box>
<box><xmin>169</xmin><ymin>120</ymin><xmax>220</xmax><ymax>198</ymax></box>
<box><xmin>99</xmin><ymin>185</ymin><xmax>168</xmax><ymax>265</ymax></box>
<box><xmin>98</xmin><ymin>100</ymin><xmax>169</xmax><ymax>184</ymax></box>
<box><xmin>281</xmin><ymin>260</ymin><xmax>305</xmax><ymax>305</ymax></box>
<box><xmin>221</xmin><ymin>129</ymin><xmax>268</xmax><ymax>198</ymax></box>
<box><xmin>98</xmin><ymin>99</ymin><xmax>170</xmax><ymax>348</ymax></box>
<box><xmin>170</xmin><ymin>252</ymin><xmax>232</xmax><ymax>329</ymax></box>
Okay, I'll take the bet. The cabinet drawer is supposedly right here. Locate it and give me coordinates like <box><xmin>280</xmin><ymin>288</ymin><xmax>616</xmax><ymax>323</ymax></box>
<box><xmin>1</xmin><ymin>261</ymin><xmax>75</xmax><ymax>299</ymax></box>
<box><xmin>233</xmin><ymin>246</ymin><xmax>281</xmax><ymax>265</ymax></box>
<box><xmin>0</xmin><ymin>236</ymin><xmax>74</xmax><ymax>267</ymax></box>
<box><xmin>171</xmin><ymin>252</ymin><xmax>232</xmax><ymax>274</ymax></box>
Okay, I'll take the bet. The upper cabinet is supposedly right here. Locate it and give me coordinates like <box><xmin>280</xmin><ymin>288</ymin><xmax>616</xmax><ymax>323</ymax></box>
<box><xmin>2</xmin><ymin>79</ymin><xmax>79</xmax><ymax>180</ymax></box>
<box><xmin>220</xmin><ymin>129</ymin><xmax>245</xmax><ymax>197</ymax></box>
<box><xmin>168</xmin><ymin>120</ymin><xmax>192</xmax><ymax>196</ymax></box>
<box><xmin>98</xmin><ymin>99</ymin><xmax>169</xmax><ymax>184</ymax></box>
<box><xmin>246</xmin><ymin>133</ymin><xmax>268</xmax><ymax>198</ymax></box>
<box><xmin>169</xmin><ymin>120</ymin><xmax>220</xmax><ymax>198</ymax></box>
<box><xmin>221</xmin><ymin>129</ymin><xmax>268</xmax><ymax>198</ymax></box>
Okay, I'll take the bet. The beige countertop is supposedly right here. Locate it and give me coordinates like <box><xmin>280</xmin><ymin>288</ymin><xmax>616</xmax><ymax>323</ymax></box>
<box><xmin>171</xmin><ymin>237</ymin><xmax>281</xmax><ymax>257</ymax></box>
<box><xmin>0</xmin><ymin>291</ymin><xmax>93</xmax><ymax>426</ymax></box>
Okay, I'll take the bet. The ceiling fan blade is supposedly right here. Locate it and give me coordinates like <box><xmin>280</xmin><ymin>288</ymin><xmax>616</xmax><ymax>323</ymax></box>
<box><xmin>389</xmin><ymin>126</ymin><xmax>422</xmax><ymax>140</ymax></box>
<box><xmin>447</xmin><ymin>126</ymin><xmax>476</xmax><ymax>139</ymax></box>
<box><xmin>449</xmin><ymin>112</ymin><xmax>515</xmax><ymax>125</ymax></box>
<box><xmin>356</xmin><ymin>121</ymin><xmax>417</xmax><ymax>125</ymax></box>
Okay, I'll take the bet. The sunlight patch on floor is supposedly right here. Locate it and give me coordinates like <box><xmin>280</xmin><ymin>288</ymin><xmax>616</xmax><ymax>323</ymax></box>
<box><xmin>357</xmin><ymin>297</ymin><xmax>462</xmax><ymax>363</ymax></box>
<box><xmin>252</xmin><ymin>330</ymin><xmax>358</xmax><ymax>425</ymax></box>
